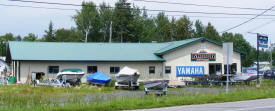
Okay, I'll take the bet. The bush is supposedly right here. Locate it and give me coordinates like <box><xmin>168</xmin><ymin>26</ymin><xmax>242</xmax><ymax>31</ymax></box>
<box><xmin>106</xmin><ymin>79</ymin><xmax>116</xmax><ymax>87</ymax></box>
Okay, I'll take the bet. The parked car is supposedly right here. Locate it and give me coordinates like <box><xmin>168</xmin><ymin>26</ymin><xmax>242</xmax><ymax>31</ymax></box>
<box><xmin>263</xmin><ymin>69</ymin><xmax>275</xmax><ymax>80</ymax></box>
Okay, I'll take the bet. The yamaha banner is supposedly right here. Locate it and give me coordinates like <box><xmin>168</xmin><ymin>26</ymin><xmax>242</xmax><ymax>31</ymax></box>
<box><xmin>176</xmin><ymin>66</ymin><xmax>204</xmax><ymax>76</ymax></box>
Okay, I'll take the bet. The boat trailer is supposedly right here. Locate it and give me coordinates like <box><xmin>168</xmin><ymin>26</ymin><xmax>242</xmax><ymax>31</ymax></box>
<box><xmin>115</xmin><ymin>81</ymin><xmax>140</xmax><ymax>89</ymax></box>
<box><xmin>0</xmin><ymin>77</ymin><xmax>8</xmax><ymax>85</ymax></box>
<box><xmin>144</xmin><ymin>80</ymin><xmax>169</xmax><ymax>95</ymax></box>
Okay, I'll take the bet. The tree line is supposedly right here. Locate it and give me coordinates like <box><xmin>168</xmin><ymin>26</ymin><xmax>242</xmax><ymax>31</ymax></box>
<box><xmin>0</xmin><ymin>0</ymin><xmax>271</xmax><ymax>67</ymax></box>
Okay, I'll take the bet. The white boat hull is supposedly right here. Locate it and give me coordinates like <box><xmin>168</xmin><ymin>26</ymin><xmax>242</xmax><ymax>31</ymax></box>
<box><xmin>144</xmin><ymin>80</ymin><xmax>169</xmax><ymax>89</ymax></box>
<box><xmin>115</xmin><ymin>74</ymin><xmax>140</xmax><ymax>84</ymax></box>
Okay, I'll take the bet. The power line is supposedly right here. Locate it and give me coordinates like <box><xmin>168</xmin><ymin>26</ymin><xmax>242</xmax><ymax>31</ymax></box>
<box><xmin>134</xmin><ymin>0</ymin><xmax>275</xmax><ymax>12</ymax></box>
<box><xmin>0</xmin><ymin>3</ymin><xmax>77</xmax><ymax>10</ymax></box>
<box><xmin>1</xmin><ymin>3</ymin><xmax>275</xmax><ymax>20</ymax></box>
<box><xmin>2</xmin><ymin>3</ymin><xmax>275</xmax><ymax>20</ymax></box>
<box><xmin>221</xmin><ymin>5</ymin><xmax>275</xmax><ymax>33</ymax></box>
<box><xmin>7</xmin><ymin>0</ymin><xmax>275</xmax><ymax>17</ymax></box>
<box><xmin>248</xmin><ymin>19</ymin><xmax>275</xmax><ymax>32</ymax></box>
<box><xmin>150</xmin><ymin>14</ymin><xmax>275</xmax><ymax>20</ymax></box>
<box><xmin>8</xmin><ymin>0</ymin><xmax>82</xmax><ymax>7</ymax></box>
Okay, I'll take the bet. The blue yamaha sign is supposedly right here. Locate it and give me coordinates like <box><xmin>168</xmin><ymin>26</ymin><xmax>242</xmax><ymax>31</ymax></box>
<box><xmin>176</xmin><ymin>66</ymin><xmax>204</xmax><ymax>76</ymax></box>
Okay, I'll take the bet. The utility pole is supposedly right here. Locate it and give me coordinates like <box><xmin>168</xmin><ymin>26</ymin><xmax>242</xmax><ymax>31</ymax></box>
<box><xmin>256</xmin><ymin>33</ymin><xmax>260</xmax><ymax>83</ymax></box>
<box><xmin>248</xmin><ymin>32</ymin><xmax>268</xmax><ymax>84</ymax></box>
<box><xmin>270</xmin><ymin>41</ymin><xmax>273</xmax><ymax>67</ymax></box>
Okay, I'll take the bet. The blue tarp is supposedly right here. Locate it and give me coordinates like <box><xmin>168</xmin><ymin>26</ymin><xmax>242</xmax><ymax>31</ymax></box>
<box><xmin>86</xmin><ymin>72</ymin><xmax>111</xmax><ymax>84</ymax></box>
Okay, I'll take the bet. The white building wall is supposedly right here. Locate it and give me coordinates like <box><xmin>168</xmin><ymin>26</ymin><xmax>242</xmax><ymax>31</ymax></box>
<box><xmin>162</xmin><ymin>41</ymin><xmax>241</xmax><ymax>80</ymax></box>
<box><xmin>19</xmin><ymin>61</ymin><xmax>163</xmax><ymax>83</ymax></box>
<box><xmin>16</xmin><ymin>40</ymin><xmax>242</xmax><ymax>83</ymax></box>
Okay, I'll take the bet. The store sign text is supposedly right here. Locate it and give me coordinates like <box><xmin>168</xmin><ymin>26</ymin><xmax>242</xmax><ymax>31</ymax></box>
<box><xmin>191</xmin><ymin>53</ymin><xmax>216</xmax><ymax>61</ymax></box>
<box><xmin>176</xmin><ymin>66</ymin><xmax>204</xmax><ymax>76</ymax></box>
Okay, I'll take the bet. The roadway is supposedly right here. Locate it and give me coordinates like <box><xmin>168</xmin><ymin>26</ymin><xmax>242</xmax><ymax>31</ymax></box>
<box><xmin>130</xmin><ymin>98</ymin><xmax>275</xmax><ymax>111</ymax></box>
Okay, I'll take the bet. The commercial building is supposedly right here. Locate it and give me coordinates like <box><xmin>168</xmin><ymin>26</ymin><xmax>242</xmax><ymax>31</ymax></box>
<box><xmin>7</xmin><ymin>37</ymin><xmax>243</xmax><ymax>83</ymax></box>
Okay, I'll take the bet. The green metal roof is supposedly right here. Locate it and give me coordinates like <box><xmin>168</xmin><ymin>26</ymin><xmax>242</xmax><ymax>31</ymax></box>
<box><xmin>8</xmin><ymin>41</ymin><xmax>168</xmax><ymax>61</ymax></box>
<box><xmin>8</xmin><ymin>37</ymin><xmax>243</xmax><ymax>61</ymax></box>
<box><xmin>155</xmin><ymin>38</ymin><xmax>202</xmax><ymax>55</ymax></box>
<box><xmin>155</xmin><ymin>37</ymin><xmax>245</xmax><ymax>55</ymax></box>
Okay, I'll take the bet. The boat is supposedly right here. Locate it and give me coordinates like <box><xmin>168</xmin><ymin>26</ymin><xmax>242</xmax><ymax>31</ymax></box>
<box><xmin>143</xmin><ymin>80</ymin><xmax>169</xmax><ymax>89</ymax></box>
<box><xmin>143</xmin><ymin>79</ymin><xmax>169</xmax><ymax>95</ymax></box>
<box><xmin>115</xmin><ymin>66</ymin><xmax>140</xmax><ymax>85</ymax></box>
<box><xmin>86</xmin><ymin>72</ymin><xmax>111</xmax><ymax>84</ymax></box>
<box><xmin>56</xmin><ymin>68</ymin><xmax>85</xmax><ymax>85</ymax></box>
<box><xmin>115</xmin><ymin>66</ymin><xmax>140</xmax><ymax>89</ymax></box>
<box><xmin>230</xmin><ymin>74</ymin><xmax>257</xmax><ymax>82</ymax></box>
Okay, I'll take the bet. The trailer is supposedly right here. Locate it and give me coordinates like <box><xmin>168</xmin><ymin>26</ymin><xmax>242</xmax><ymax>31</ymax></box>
<box><xmin>144</xmin><ymin>80</ymin><xmax>169</xmax><ymax>95</ymax></box>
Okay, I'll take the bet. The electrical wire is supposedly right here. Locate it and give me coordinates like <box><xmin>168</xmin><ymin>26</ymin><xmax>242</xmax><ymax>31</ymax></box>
<box><xmin>134</xmin><ymin>0</ymin><xmax>275</xmax><ymax>12</ymax></box>
<box><xmin>2</xmin><ymin>3</ymin><xmax>275</xmax><ymax>21</ymax></box>
<box><xmin>7</xmin><ymin>0</ymin><xmax>275</xmax><ymax>17</ymax></box>
<box><xmin>221</xmin><ymin>5</ymin><xmax>275</xmax><ymax>33</ymax></box>
<box><xmin>0</xmin><ymin>3</ymin><xmax>77</xmax><ymax>10</ymax></box>
<box><xmin>1</xmin><ymin>3</ymin><xmax>275</xmax><ymax>20</ymax></box>
<box><xmin>150</xmin><ymin>14</ymin><xmax>275</xmax><ymax>20</ymax></box>
<box><xmin>248</xmin><ymin>19</ymin><xmax>275</xmax><ymax>32</ymax></box>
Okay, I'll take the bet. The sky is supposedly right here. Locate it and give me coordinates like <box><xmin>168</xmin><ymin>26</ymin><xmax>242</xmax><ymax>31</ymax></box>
<box><xmin>0</xmin><ymin>0</ymin><xmax>275</xmax><ymax>47</ymax></box>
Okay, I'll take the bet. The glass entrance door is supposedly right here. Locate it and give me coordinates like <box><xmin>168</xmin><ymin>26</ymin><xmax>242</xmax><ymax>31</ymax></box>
<box><xmin>209</xmin><ymin>63</ymin><xmax>222</xmax><ymax>76</ymax></box>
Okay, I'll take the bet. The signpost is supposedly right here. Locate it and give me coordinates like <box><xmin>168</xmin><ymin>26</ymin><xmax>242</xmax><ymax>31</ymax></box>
<box><xmin>257</xmin><ymin>34</ymin><xmax>268</xmax><ymax>83</ymax></box>
<box><xmin>223</xmin><ymin>42</ymin><xmax>233</xmax><ymax>94</ymax></box>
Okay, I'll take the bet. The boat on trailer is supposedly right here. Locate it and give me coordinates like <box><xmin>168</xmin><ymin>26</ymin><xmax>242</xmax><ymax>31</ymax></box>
<box><xmin>56</xmin><ymin>68</ymin><xmax>85</xmax><ymax>86</ymax></box>
<box><xmin>115</xmin><ymin>66</ymin><xmax>140</xmax><ymax>89</ymax></box>
<box><xmin>143</xmin><ymin>79</ymin><xmax>169</xmax><ymax>95</ymax></box>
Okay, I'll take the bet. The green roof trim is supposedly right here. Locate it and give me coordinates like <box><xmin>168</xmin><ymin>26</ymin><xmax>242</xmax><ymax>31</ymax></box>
<box><xmin>8</xmin><ymin>37</ymin><xmax>244</xmax><ymax>61</ymax></box>
<box><xmin>154</xmin><ymin>37</ymin><xmax>202</xmax><ymax>55</ymax></box>
<box><xmin>155</xmin><ymin>37</ymin><xmax>245</xmax><ymax>55</ymax></box>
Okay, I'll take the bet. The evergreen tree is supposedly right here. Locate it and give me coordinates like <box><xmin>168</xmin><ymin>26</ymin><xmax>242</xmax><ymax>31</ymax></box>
<box><xmin>113</xmin><ymin>0</ymin><xmax>134</xmax><ymax>42</ymax></box>
<box><xmin>204</xmin><ymin>22</ymin><xmax>221</xmax><ymax>42</ymax></box>
<box><xmin>43</xmin><ymin>21</ymin><xmax>55</xmax><ymax>42</ymax></box>
<box><xmin>174</xmin><ymin>15</ymin><xmax>193</xmax><ymax>40</ymax></box>
<box><xmin>154</xmin><ymin>12</ymin><xmax>170</xmax><ymax>42</ymax></box>
<box><xmin>194</xmin><ymin>20</ymin><xmax>205</xmax><ymax>37</ymax></box>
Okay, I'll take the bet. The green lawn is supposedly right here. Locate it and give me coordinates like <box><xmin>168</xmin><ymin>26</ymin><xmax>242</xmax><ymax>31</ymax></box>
<box><xmin>0</xmin><ymin>80</ymin><xmax>275</xmax><ymax>111</ymax></box>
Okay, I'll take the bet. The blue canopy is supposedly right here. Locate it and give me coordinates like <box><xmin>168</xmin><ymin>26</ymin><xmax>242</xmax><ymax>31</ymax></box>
<box><xmin>86</xmin><ymin>72</ymin><xmax>111</xmax><ymax>84</ymax></box>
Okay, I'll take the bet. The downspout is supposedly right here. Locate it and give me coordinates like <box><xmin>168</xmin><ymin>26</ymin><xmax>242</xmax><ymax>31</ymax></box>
<box><xmin>17</xmin><ymin>61</ymin><xmax>20</xmax><ymax>81</ymax></box>
<box><xmin>161</xmin><ymin>61</ymin><xmax>164</xmax><ymax>79</ymax></box>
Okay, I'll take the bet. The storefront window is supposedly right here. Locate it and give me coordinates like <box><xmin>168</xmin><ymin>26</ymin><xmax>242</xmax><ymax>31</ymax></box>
<box><xmin>87</xmin><ymin>66</ymin><xmax>97</xmax><ymax>74</ymax></box>
<box><xmin>165</xmin><ymin>66</ymin><xmax>171</xmax><ymax>74</ymax></box>
<box><xmin>110</xmin><ymin>67</ymin><xmax>120</xmax><ymax>74</ymax></box>
<box><xmin>149</xmin><ymin>66</ymin><xmax>155</xmax><ymax>74</ymax></box>
<box><xmin>48</xmin><ymin>66</ymin><xmax>59</xmax><ymax>74</ymax></box>
<box><xmin>209</xmin><ymin>64</ymin><xmax>222</xmax><ymax>76</ymax></box>
<box><xmin>224</xmin><ymin>63</ymin><xmax>237</xmax><ymax>74</ymax></box>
